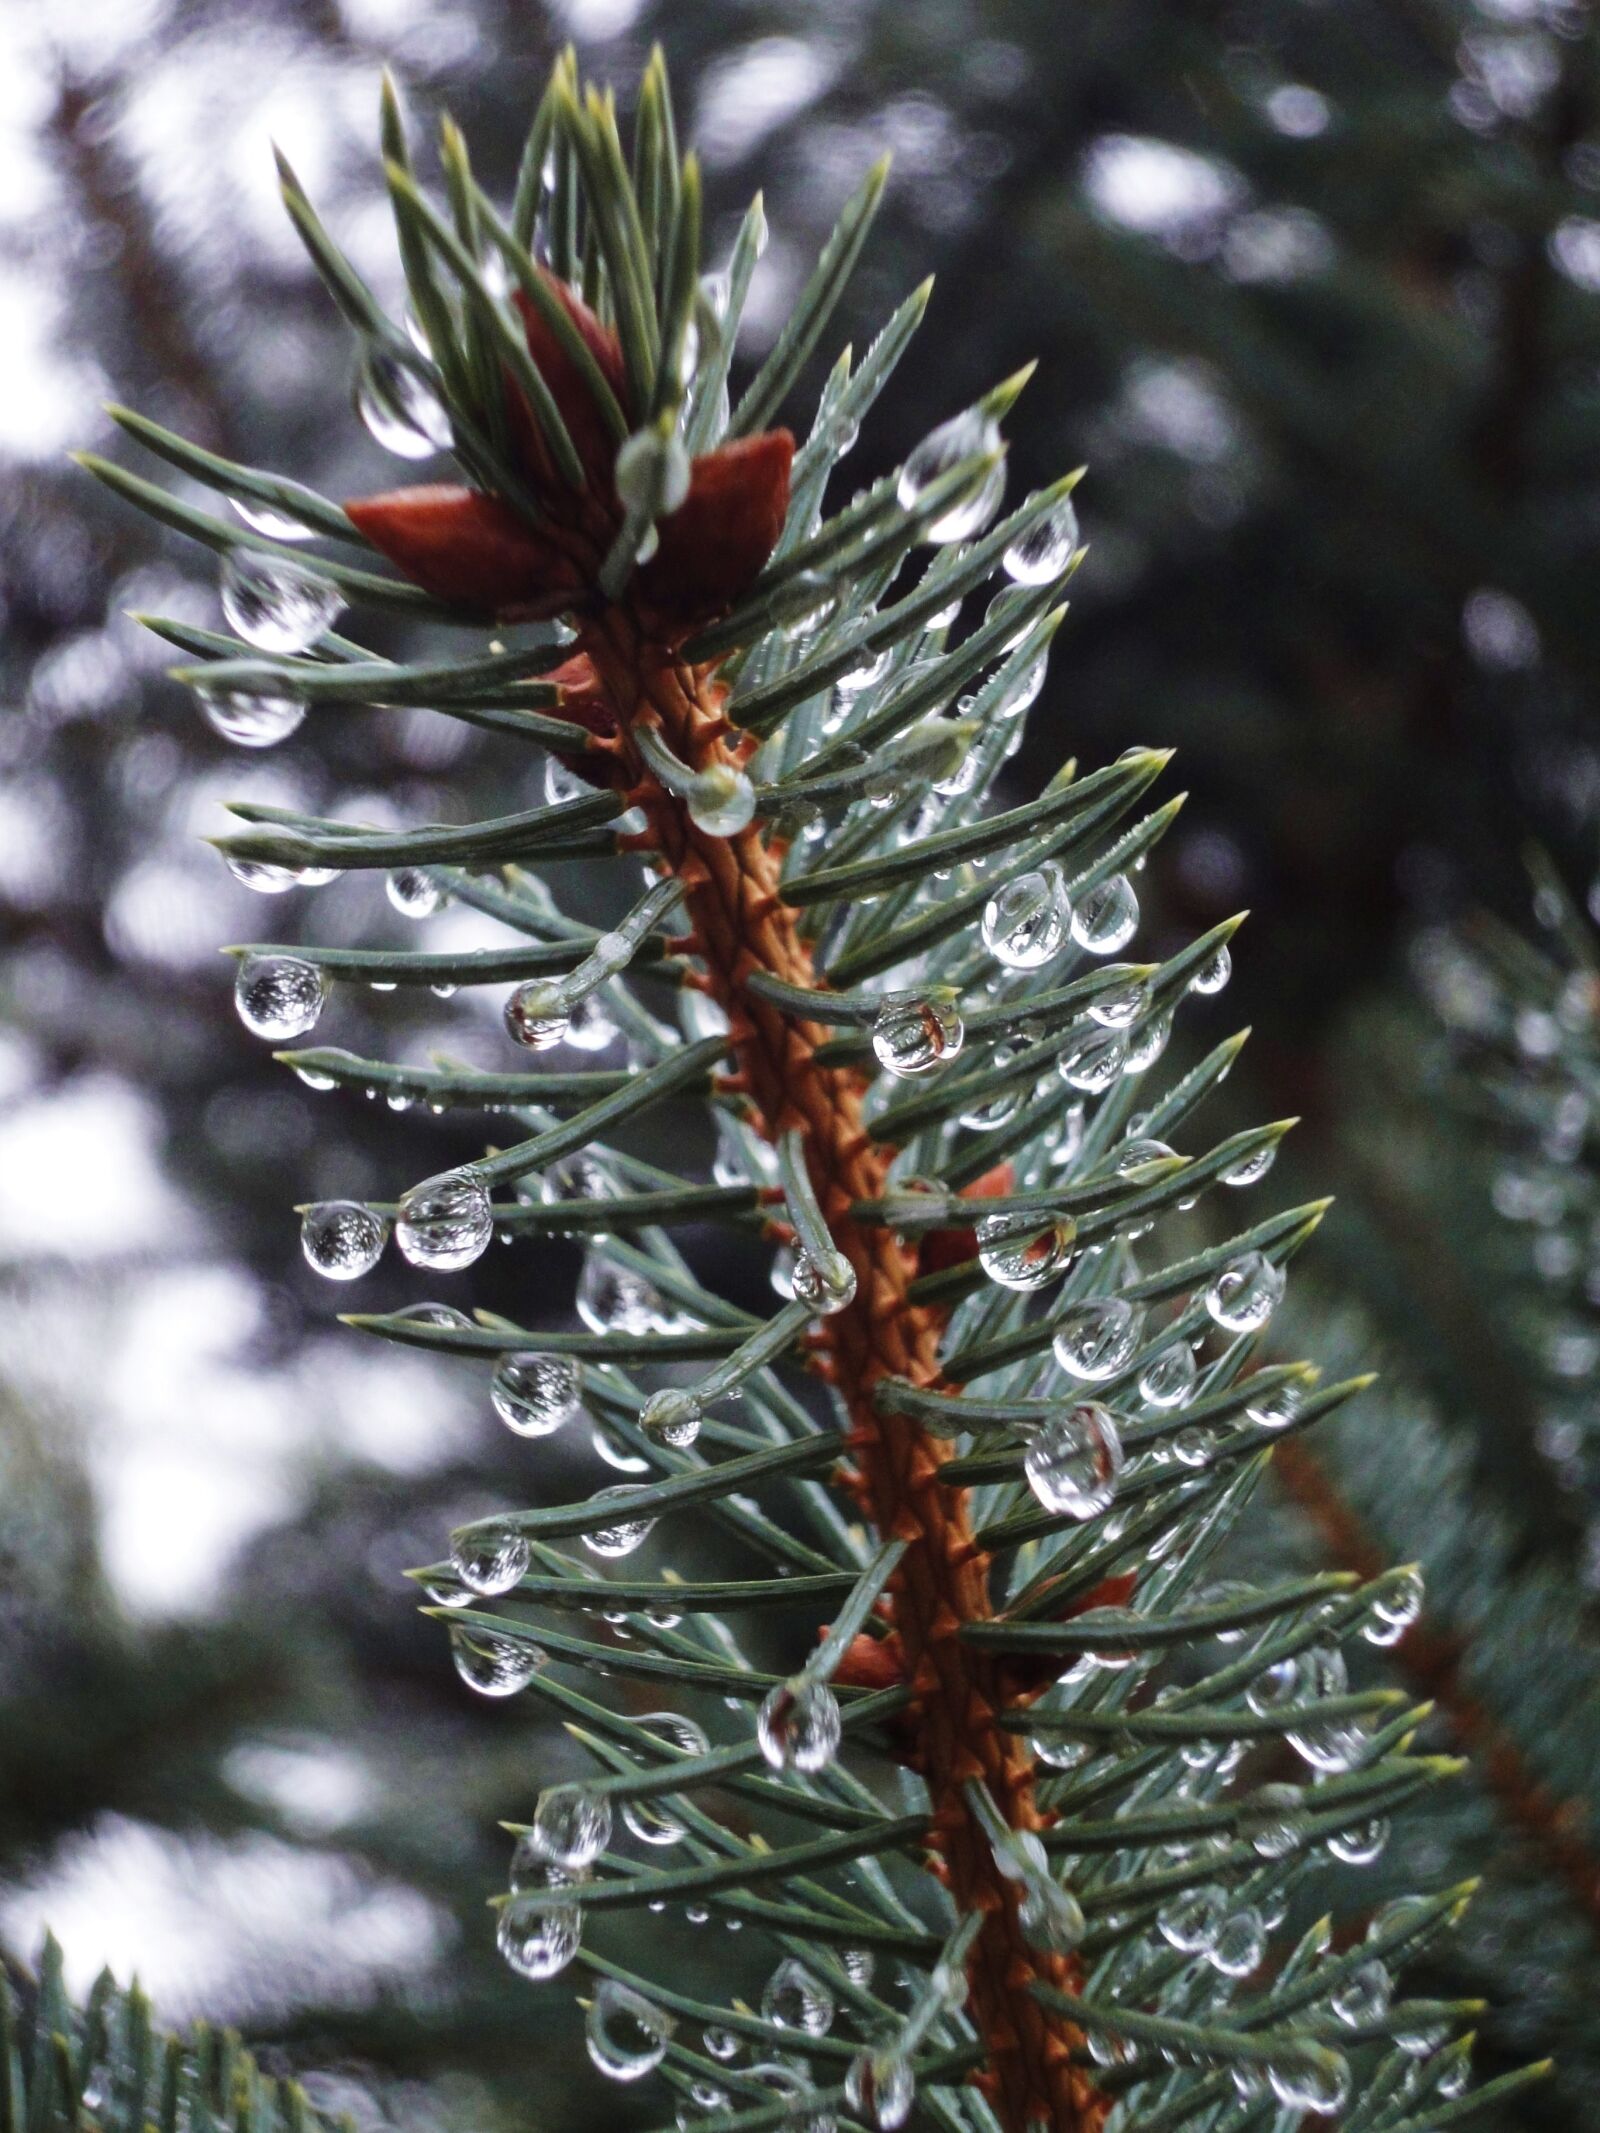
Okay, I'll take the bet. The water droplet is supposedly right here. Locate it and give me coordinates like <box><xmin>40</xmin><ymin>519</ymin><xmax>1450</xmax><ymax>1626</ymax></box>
<box><xmin>687</xmin><ymin>764</ymin><xmax>756</xmax><ymax>838</ymax></box>
<box><xmin>197</xmin><ymin>684</ymin><xmax>307</xmax><ymax>748</ymax></box>
<box><xmin>841</xmin><ymin>1946</ymin><xmax>875</xmax><ymax>1988</ymax></box>
<box><xmin>497</xmin><ymin>1877</ymin><xmax>581</xmax><ymax>1976</ymax></box>
<box><xmin>837</xmin><ymin>647</ymin><xmax>891</xmax><ymax>699</ymax></box>
<box><xmin>1056</xmin><ymin>1022</ymin><xmax>1127</xmax><ymax>1093</ymax></box>
<box><xmin>578</xmin><ymin>1254</ymin><xmax>665</xmax><ymax>1335</ymax></box>
<box><xmin>450</xmin><ymin>1625</ymin><xmax>539</xmax><ymax>1698</ymax></box>
<box><xmin>387</xmin><ymin>867</ymin><xmax>441</xmax><ymax>919</ymax></box>
<box><xmin>1053</xmin><ymin>1298</ymin><xmax>1144</xmax><ymax>1381</ymax></box>
<box><xmin>583</xmin><ymin>1487</ymin><xmax>656</xmax><ymax>1559</ymax></box>
<box><xmin>978</xmin><ymin>1212</ymin><xmax>1077</xmax><ymax>1290</ymax></box>
<box><xmin>586</xmin><ymin>1980</ymin><xmax>672</xmax><ymax>2082</ymax></box>
<box><xmin>220</xmin><ymin>548</ymin><xmax>343</xmax><ymax>654</ymax></box>
<box><xmin>1189</xmin><ymin>942</ymin><xmax>1232</xmax><ymax>995</ymax></box>
<box><xmin>844</xmin><ymin>2048</ymin><xmax>913</xmax><ymax>2131</ymax></box>
<box><xmin>1139</xmin><ymin>1342</ymin><xmax>1198</xmax><ymax>1409</ymax></box>
<box><xmin>1024</xmin><ymin>1402</ymin><xmax>1124</xmax><ymax>1518</ymax></box>
<box><xmin>1221</xmin><ymin>1141</ymin><xmax>1275</xmax><ymax>1187</ymax></box>
<box><xmin>1124</xmin><ymin>1010</ymin><xmax>1173</xmax><ymax>1071</ymax></box>
<box><xmin>1071</xmin><ymin>875</ymin><xmax>1139</xmax><ymax>955</ymax></box>
<box><xmin>746</xmin><ymin>2064</ymin><xmax>833</xmax><ymax>2133</ymax></box>
<box><xmin>1245</xmin><ymin>1376</ymin><xmax>1303</xmax><ymax>1431</ymax></box>
<box><xmin>1205</xmin><ymin>1250</ymin><xmax>1285</xmax><ymax>1333</ymax></box>
<box><xmin>640</xmin><ymin>1386</ymin><xmax>702</xmax><ymax>1448</ymax></box>
<box><xmin>1332</xmin><ymin>1815</ymin><xmax>1388</xmax><ymax>1869</ymax></box>
<box><xmin>227</xmin><ymin>857</ymin><xmax>300</xmax><ymax>893</ymax></box>
<box><xmin>871</xmin><ymin>995</ymin><xmax>964</xmax><ymax>1077</ymax></box>
<box><xmin>1003</xmin><ymin>494</ymin><xmax>1080</xmax><ymax>585</ymax></box>
<box><xmin>756</xmin><ymin>1677</ymin><xmax>841</xmax><ymax>1773</ymax></box>
<box><xmin>1266</xmin><ymin>2047</ymin><xmax>1349</xmax><ymax>2115</ymax></box>
<box><xmin>1241</xmin><ymin>1782</ymin><xmax>1307</xmax><ymax>1857</ymax></box>
<box><xmin>504</xmin><ymin>979</ymin><xmax>570</xmax><ymax>1051</ymax></box>
<box><xmin>235</xmin><ymin>953</ymin><xmax>326</xmax><ymax>1039</ymax></box>
<box><xmin>762</xmin><ymin>1959</ymin><xmax>834</xmax><ymax>2036</ymax></box>
<box><xmin>1331</xmin><ymin>1957</ymin><xmax>1391</xmax><ymax>2027</ymax></box>
<box><xmin>982</xmin><ymin>866</ymin><xmax>1070</xmax><ymax>969</ymax></box>
<box><xmin>898</xmin><ymin>408</ymin><xmax>1005</xmax><ymax>542</ymax></box>
<box><xmin>1158</xmin><ymin>1885</ymin><xmax>1225</xmax><ymax>1954</ymax></box>
<box><xmin>396</xmin><ymin>1169</ymin><xmax>493</xmax><ymax>1270</ymax></box>
<box><xmin>355</xmin><ymin>346</ymin><xmax>453</xmax><ymax>458</ymax></box>
<box><xmin>1205</xmin><ymin>1906</ymin><xmax>1265</xmax><ymax>1978</ymax></box>
<box><xmin>1364</xmin><ymin>1565</ymin><xmax>1424</xmax><ymax>1647</ymax></box>
<box><xmin>792</xmin><ymin>1249</ymin><xmax>858</xmax><ymax>1315</ymax></box>
<box><xmin>229</xmin><ymin>494</ymin><xmax>314</xmax><ymax>543</ymax></box>
<box><xmin>1087</xmin><ymin>966</ymin><xmax>1152</xmax><ymax>1030</ymax></box>
<box><xmin>564</xmin><ymin>991</ymin><xmax>618</xmax><ymax>1053</ymax></box>
<box><xmin>394</xmin><ymin>1301</ymin><xmax>472</xmax><ymax>1331</ymax></box>
<box><xmin>533</xmin><ymin>1785</ymin><xmax>612</xmax><ymax>1867</ymax></box>
<box><xmin>451</xmin><ymin>1525</ymin><xmax>530</xmax><ymax>1596</ymax></box>
<box><xmin>703</xmin><ymin>2025</ymin><xmax>741</xmax><ymax>2062</ymax></box>
<box><xmin>492</xmin><ymin>1352</ymin><xmax>581</xmax><ymax>1437</ymax></box>
<box><xmin>300</xmin><ymin>1200</ymin><xmax>386</xmax><ymax>1280</ymax></box>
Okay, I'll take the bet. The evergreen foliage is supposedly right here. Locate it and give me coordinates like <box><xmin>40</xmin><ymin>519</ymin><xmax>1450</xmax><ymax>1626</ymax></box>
<box><xmin>73</xmin><ymin>46</ymin><xmax>1553</xmax><ymax>2133</ymax></box>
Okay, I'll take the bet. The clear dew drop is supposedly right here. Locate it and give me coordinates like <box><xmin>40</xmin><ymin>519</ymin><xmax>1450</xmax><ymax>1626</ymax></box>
<box><xmin>1205</xmin><ymin>1249</ymin><xmax>1285</xmax><ymax>1332</ymax></box>
<box><xmin>1331</xmin><ymin>1956</ymin><xmax>1391</xmax><ymax>2028</ymax></box>
<box><xmin>1056</xmin><ymin>1023</ymin><xmax>1127</xmax><ymax>1094</ymax></box>
<box><xmin>1328</xmin><ymin>1814</ymin><xmax>1389</xmax><ymax>1865</ymax></box>
<box><xmin>1189</xmin><ymin>941</ymin><xmax>1233</xmax><ymax>995</ymax></box>
<box><xmin>387</xmin><ymin>867</ymin><xmax>441</xmax><ymax>919</ymax></box>
<box><xmin>845</xmin><ymin>2048</ymin><xmax>914</xmax><ymax>2132</ymax></box>
<box><xmin>492</xmin><ymin>1351</ymin><xmax>581</xmax><ymax>1437</ymax></box>
<box><xmin>1245</xmin><ymin>1376</ymin><xmax>1303</xmax><ymax>1431</ymax></box>
<box><xmin>583</xmin><ymin>1487</ymin><xmax>656</xmax><ymax>1559</ymax></box>
<box><xmin>639</xmin><ymin>1386</ymin><xmax>702</xmax><ymax>1448</ymax></box>
<box><xmin>396</xmin><ymin>1168</ymin><xmax>493</xmax><ymax>1270</ymax></box>
<box><xmin>871</xmin><ymin>994</ymin><xmax>964</xmax><ymax>1077</ymax></box>
<box><xmin>1205</xmin><ymin>1905</ymin><xmax>1266</xmax><ymax>1978</ymax></box>
<box><xmin>1266</xmin><ymin>2047</ymin><xmax>1349</xmax><ymax>2115</ymax></box>
<box><xmin>451</xmin><ymin>1525</ymin><xmax>531</xmax><ymax>1597</ymax></box>
<box><xmin>450</xmin><ymin>1625</ymin><xmax>539</xmax><ymax>1698</ymax></box>
<box><xmin>578</xmin><ymin>1253</ymin><xmax>666</xmax><ymax>1335</ymax></box>
<box><xmin>792</xmin><ymin>1248</ymin><xmax>858</xmax><ymax>1315</ymax></box>
<box><xmin>497</xmin><ymin>1873</ymin><xmax>581</xmax><ymax>1977</ymax></box>
<box><xmin>235</xmin><ymin>953</ymin><xmax>326</xmax><ymax>1039</ymax></box>
<box><xmin>220</xmin><ymin>548</ymin><xmax>343</xmax><ymax>654</ymax></box>
<box><xmin>841</xmin><ymin>1946</ymin><xmax>875</xmax><ymax>1988</ymax></box>
<box><xmin>687</xmin><ymin>765</ymin><xmax>756</xmax><ymax>838</ymax></box>
<box><xmin>227</xmin><ymin>858</ymin><xmax>300</xmax><ymax>894</ymax></box>
<box><xmin>761</xmin><ymin>1959</ymin><xmax>834</xmax><ymax>2037</ymax></box>
<box><xmin>1221</xmin><ymin>1141</ymin><xmax>1276</xmax><ymax>1187</ymax></box>
<box><xmin>756</xmin><ymin>1677</ymin><xmax>841</xmax><ymax>1773</ymax></box>
<box><xmin>533</xmin><ymin>1784</ymin><xmax>612</xmax><ymax>1868</ymax></box>
<box><xmin>585</xmin><ymin>1980</ymin><xmax>672</xmax><ymax>2083</ymax></box>
<box><xmin>504</xmin><ymin>979</ymin><xmax>570</xmax><ymax>1051</ymax></box>
<box><xmin>563</xmin><ymin>991</ymin><xmax>618</xmax><ymax>1053</ymax></box>
<box><xmin>1124</xmin><ymin>1009</ymin><xmax>1173</xmax><ymax>1072</ymax></box>
<box><xmin>1024</xmin><ymin>1402</ymin><xmax>1124</xmax><ymax>1519</ymax></box>
<box><xmin>300</xmin><ymin>1200</ymin><xmax>387</xmax><ymax>1280</ymax></box>
<box><xmin>1003</xmin><ymin>493</ymin><xmax>1080</xmax><ymax>586</ymax></box>
<box><xmin>702</xmin><ymin>2025</ymin><xmax>740</xmax><ymax>2062</ymax></box>
<box><xmin>1157</xmin><ymin>1884</ymin><xmax>1225</xmax><ymax>1955</ymax></box>
<box><xmin>355</xmin><ymin>346</ymin><xmax>453</xmax><ymax>458</ymax></box>
<box><xmin>1139</xmin><ymin>1342</ymin><xmax>1198</xmax><ymax>1408</ymax></box>
<box><xmin>229</xmin><ymin>494</ymin><xmax>314</xmax><ymax>543</ymax></box>
<box><xmin>1052</xmin><ymin>1297</ymin><xmax>1144</xmax><ymax>1381</ymax></box>
<box><xmin>1070</xmin><ymin>874</ymin><xmax>1140</xmax><ymax>955</ymax></box>
<box><xmin>1363</xmin><ymin>1565</ymin><xmax>1424</xmax><ymax>1647</ymax></box>
<box><xmin>977</xmin><ymin>1212</ymin><xmax>1077</xmax><ymax>1291</ymax></box>
<box><xmin>199</xmin><ymin>684</ymin><xmax>307</xmax><ymax>749</ymax></box>
<box><xmin>1087</xmin><ymin>966</ymin><xmax>1152</xmax><ymax>1030</ymax></box>
<box><xmin>898</xmin><ymin>408</ymin><xmax>1005</xmax><ymax>542</ymax></box>
<box><xmin>982</xmin><ymin>865</ymin><xmax>1070</xmax><ymax>969</ymax></box>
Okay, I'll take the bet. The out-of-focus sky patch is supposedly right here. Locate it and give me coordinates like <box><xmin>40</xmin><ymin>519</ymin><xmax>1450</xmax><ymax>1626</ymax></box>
<box><xmin>0</xmin><ymin>1815</ymin><xmax>451</xmax><ymax>2018</ymax></box>
<box><xmin>0</xmin><ymin>1075</ymin><xmax>190</xmax><ymax>1262</ymax></box>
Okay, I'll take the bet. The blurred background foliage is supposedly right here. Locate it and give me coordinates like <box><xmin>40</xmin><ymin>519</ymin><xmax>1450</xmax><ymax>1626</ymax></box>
<box><xmin>5</xmin><ymin>0</ymin><xmax>1600</xmax><ymax>2128</ymax></box>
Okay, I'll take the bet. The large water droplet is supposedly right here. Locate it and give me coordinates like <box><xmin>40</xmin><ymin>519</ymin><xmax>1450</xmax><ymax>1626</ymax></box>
<box><xmin>229</xmin><ymin>494</ymin><xmax>315</xmax><ymax>543</ymax></box>
<box><xmin>1331</xmin><ymin>1956</ymin><xmax>1391</xmax><ymax>2028</ymax></box>
<box><xmin>563</xmin><ymin>991</ymin><xmax>618</xmax><ymax>1053</ymax></box>
<box><xmin>227</xmin><ymin>858</ymin><xmax>300</xmax><ymax>894</ymax></box>
<box><xmin>898</xmin><ymin>409</ymin><xmax>1005</xmax><ymax>542</ymax></box>
<box><xmin>355</xmin><ymin>347</ymin><xmax>453</xmax><ymax>458</ymax></box>
<box><xmin>982</xmin><ymin>866</ymin><xmax>1070</xmax><ymax>969</ymax></box>
<box><xmin>583</xmin><ymin>1487</ymin><xmax>656</xmax><ymax>1559</ymax></box>
<box><xmin>533</xmin><ymin>1785</ymin><xmax>612</xmax><ymax>1868</ymax></box>
<box><xmin>1205</xmin><ymin>1906</ymin><xmax>1265</xmax><ymax>1978</ymax></box>
<box><xmin>301</xmin><ymin>1200</ymin><xmax>387</xmax><ymax>1280</ymax></box>
<box><xmin>1158</xmin><ymin>1885</ymin><xmax>1225</xmax><ymax>1954</ymax></box>
<box><xmin>1363</xmin><ymin>1565</ymin><xmax>1424</xmax><ymax>1647</ymax></box>
<box><xmin>1266</xmin><ymin>2047</ymin><xmax>1349</xmax><ymax>2115</ymax></box>
<box><xmin>197</xmin><ymin>682</ymin><xmax>307</xmax><ymax>749</ymax></box>
<box><xmin>1221</xmin><ymin>1141</ymin><xmax>1275</xmax><ymax>1187</ymax></box>
<box><xmin>452</xmin><ymin>1525</ymin><xmax>531</xmax><ymax>1596</ymax></box>
<box><xmin>497</xmin><ymin>1878</ymin><xmax>581</xmax><ymax>1977</ymax></box>
<box><xmin>1053</xmin><ymin>1298</ymin><xmax>1144</xmax><ymax>1381</ymax></box>
<box><xmin>762</xmin><ymin>1959</ymin><xmax>834</xmax><ymax>2036</ymax></box>
<box><xmin>387</xmin><ymin>867</ymin><xmax>442</xmax><ymax>919</ymax></box>
<box><xmin>792</xmin><ymin>1248</ymin><xmax>857</xmax><ymax>1315</ymax></box>
<box><xmin>1071</xmin><ymin>874</ymin><xmax>1140</xmax><ymax>955</ymax></box>
<box><xmin>492</xmin><ymin>1351</ymin><xmax>581</xmax><ymax>1437</ymax></box>
<box><xmin>1024</xmin><ymin>1402</ymin><xmax>1124</xmax><ymax>1519</ymax></box>
<box><xmin>585</xmin><ymin>1980</ymin><xmax>672</xmax><ymax>2082</ymax></box>
<box><xmin>396</xmin><ymin>1169</ymin><xmax>493</xmax><ymax>1270</ymax></box>
<box><xmin>1205</xmin><ymin>1249</ymin><xmax>1285</xmax><ymax>1332</ymax></box>
<box><xmin>1139</xmin><ymin>1342</ymin><xmax>1198</xmax><ymax>1409</ymax></box>
<box><xmin>1327</xmin><ymin>1813</ymin><xmax>1389</xmax><ymax>1865</ymax></box>
<box><xmin>871</xmin><ymin>995</ymin><xmax>963</xmax><ymax>1077</ymax></box>
<box><xmin>504</xmin><ymin>979</ymin><xmax>570</xmax><ymax>1051</ymax></box>
<box><xmin>1245</xmin><ymin>1376</ymin><xmax>1303</xmax><ymax>1431</ymax></box>
<box><xmin>1189</xmin><ymin>942</ymin><xmax>1232</xmax><ymax>995</ymax></box>
<box><xmin>1003</xmin><ymin>494</ymin><xmax>1080</xmax><ymax>586</ymax></box>
<box><xmin>639</xmin><ymin>1386</ymin><xmax>702</xmax><ymax>1448</ymax></box>
<box><xmin>1056</xmin><ymin>1023</ymin><xmax>1127</xmax><ymax>1093</ymax></box>
<box><xmin>450</xmin><ymin>1625</ymin><xmax>539</xmax><ymax>1698</ymax></box>
<box><xmin>688</xmin><ymin>765</ymin><xmax>756</xmax><ymax>838</ymax></box>
<box><xmin>977</xmin><ymin>1212</ymin><xmax>1076</xmax><ymax>1291</ymax></box>
<box><xmin>220</xmin><ymin>549</ymin><xmax>343</xmax><ymax>654</ymax></box>
<box><xmin>1087</xmin><ymin>966</ymin><xmax>1152</xmax><ymax>1030</ymax></box>
<box><xmin>845</xmin><ymin>2048</ymin><xmax>913</xmax><ymax>2132</ymax></box>
<box><xmin>235</xmin><ymin>953</ymin><xmax>326</xmax><ymax>1039</ymax></box>
<box><xmin>756</xmin><ymin>1678</ymin><xmax>841</xmax><ymax>1773</ymax></box>
<box><xmin>578</xmin><ymin>1254</ymin><xmax>665</xmax><ymax>1335</ymax></box>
